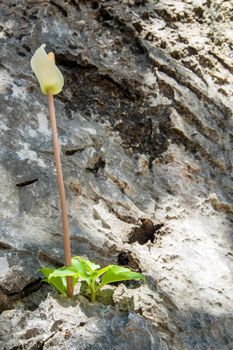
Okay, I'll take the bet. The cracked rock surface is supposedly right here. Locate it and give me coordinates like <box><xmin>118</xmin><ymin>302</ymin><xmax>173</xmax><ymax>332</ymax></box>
<box><xmin>0</xmin><ymin>0</ymin><xmax>233</xmax><ymax>349</ymax></box>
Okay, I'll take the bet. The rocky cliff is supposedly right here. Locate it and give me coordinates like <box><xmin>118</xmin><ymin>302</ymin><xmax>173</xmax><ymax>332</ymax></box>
<box><xmin>0</xmin><ymin>0</ymin><xmax>233</xmax><ymax>349</ymax></box>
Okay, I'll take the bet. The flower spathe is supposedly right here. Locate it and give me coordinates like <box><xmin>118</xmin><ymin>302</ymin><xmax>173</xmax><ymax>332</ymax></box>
<box><xmin>30</xmin><ymin>44</ymin><xmax>64</xmax><ymax>95</ymax></box>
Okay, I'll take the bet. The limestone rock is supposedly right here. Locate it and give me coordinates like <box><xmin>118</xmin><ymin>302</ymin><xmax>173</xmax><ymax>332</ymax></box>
<box><xmin>0</xmin><ymin>0</ymin><xmax>232</xmax><ymax>349</ymax></box>
<box><xmin>0</xmin><ymin>294</ymin><xmax>168</xmax><ymax>350</ymax></box>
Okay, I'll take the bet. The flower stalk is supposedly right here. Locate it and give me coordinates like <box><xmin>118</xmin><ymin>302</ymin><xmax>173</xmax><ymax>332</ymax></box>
<box><xmin>31</xmin><ymin>45</ymin><xmax>73</xmax><ymax>297</ymax></box>
<box><xmin>47</xmin><ymin>52</ymin><xmax>73</xmax><ymax>297</ymax></box>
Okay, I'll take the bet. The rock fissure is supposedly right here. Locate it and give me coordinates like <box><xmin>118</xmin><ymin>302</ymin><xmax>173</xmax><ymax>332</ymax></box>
<box><xmin>16</xmin><ymin>179</ymin><xmax>39</xmax><ymax>187</ymax></box>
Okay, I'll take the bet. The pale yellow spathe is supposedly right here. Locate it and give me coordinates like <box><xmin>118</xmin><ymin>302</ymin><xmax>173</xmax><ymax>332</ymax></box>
<box><xmin>30</xmin><ymin>44</ymin><xmax>64</xmax><ymax>95</ymax></box>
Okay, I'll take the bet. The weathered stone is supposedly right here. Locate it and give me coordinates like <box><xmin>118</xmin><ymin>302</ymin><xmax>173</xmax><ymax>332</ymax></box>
<box><xmin>0</xmin><ymin>0</ymin><xmax>232</xmax><ymax>349</ymax></box>
<box><xmin>0</xmin><ymin>251</ymin><xmax>39</xmax><ymax>294</ymax></box>
<box><xmin>0</xmin><ymin>294</ymin><xmax>168</xmax><ymax>350</ymax></box>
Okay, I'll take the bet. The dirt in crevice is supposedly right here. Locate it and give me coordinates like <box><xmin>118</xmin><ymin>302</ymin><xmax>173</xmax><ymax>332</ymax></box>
<box><xmin>128</xmin><ymin>219</ymin><xmax>164</xmax><ymax>245</ymax></box>
<box><xmin>117</xmin><ymin>251</ymin><xmax>141</xmax><ymax>271</ymax></box>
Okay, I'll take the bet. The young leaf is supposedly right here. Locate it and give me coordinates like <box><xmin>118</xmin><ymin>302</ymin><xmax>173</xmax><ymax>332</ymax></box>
<box><xmin>48</xmin><ymin>266</ymin><xmax>78</xmax><ymax>279</ymax></box>
<box><xmin>39</xmin><ymin>259</ymin><xmax>146</xmax><ymax>301</ymax></box>
<box><xmin>100</xmin><ymin>265</ymin><xmax>145</xmax><ymax>288</ymax></box>
<box><xmin>49</xmin><ymin>276</ymin><xmax>67</xmax><ymax>295</ymax></box>
<box><xmin>40</xmin><ymin>267</ymin><xmax>54</xmax><ymax>278</ymax></box>
<box><xmin>71</xmin><ymin>256</ymin><xmax>100</xmax><ymax>275</ymax></box>
<box><xmin>92</xmin><ymin>265</ymin><xmax>114</xmax><ymax>279</ymax></box>
<box><xmin>40</xmin><ymin>268</ymin><xmax>67</xmax><ymax>295</ymax></box>
<box><xmin>86</xmin><ymin>259</ymin><xmax>100</xmax><ymax>273</ymax></box>
<box><xmin>71</xmin><ymin>257</ymin><xmax>90</xmax><ymax>280</ymax></box>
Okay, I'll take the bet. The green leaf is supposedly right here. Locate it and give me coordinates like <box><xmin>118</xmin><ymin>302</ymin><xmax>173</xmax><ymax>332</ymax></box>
<box><xmin>40</xmin><ymin>267</ymin><xmax>54</xmax><ymax>278</ymax></box>
<box><xmin>49</xmin><ymin>276</ymin><xmax>67</xmax><ymax>295</ymax></box>
<box><xmin>93</xmin><ymin>265</ymin><xmax>114</xmax><ymax>279</ymax></box>
<box><xmin>39</xmin><ymin>259</ymin><xmax>145</xmax><ymax>300</ymax></box>
<box><xmin>48</xmin><ymin>266</ymin><xmax>78</xmax><ymax>279</ymax></box>
<box><xmin>100</xmin><ymin>265</ymin><xmax>145</xmax><ymax>288</ymax></box>
<box><xmin>40</xmin><ymin>268</ymin><xmax>67</xmax><ymax>295</ymax></box>
<box><xmin>71</xmin><ymin>256</ymin><xmax>100</xmax><ymax>275</ymax></box>
<box><xmin>71</xmin><ymin>257</ymin><xmax>90</xmax><ymax>281</ymax></box>
<box><xmin>86</xmin><ymin>259</ymin><xmax>100</xmax><ymax>272</ymax></box>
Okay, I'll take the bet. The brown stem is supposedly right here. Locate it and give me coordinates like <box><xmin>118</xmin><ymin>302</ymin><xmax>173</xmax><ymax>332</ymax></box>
<box><xmin>47</xmin><ymin>53</ymin><xmax>73</xmax><ymax>297</ymax></box>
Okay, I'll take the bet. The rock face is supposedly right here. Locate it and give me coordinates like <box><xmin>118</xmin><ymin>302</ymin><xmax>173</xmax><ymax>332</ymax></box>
<box><xmin>0</xmin><ymin>0</ymin><xmax>233</xmax><ymax>349</ymax></box>
<box><xmin>0</xmin><ymin>291</ymin><xmax>169</xmax><ymax>350</ymax></box>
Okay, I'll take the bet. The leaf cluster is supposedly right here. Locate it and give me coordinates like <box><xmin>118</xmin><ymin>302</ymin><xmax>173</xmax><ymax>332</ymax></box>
<box><xmin>40</xmin><ymin>256</ymin><xmax>145</xmax><ymax>302</ymax></box>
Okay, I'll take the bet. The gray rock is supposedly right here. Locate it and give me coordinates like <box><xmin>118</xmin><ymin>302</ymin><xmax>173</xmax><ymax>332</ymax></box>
<box><xmin>0</xmin><ymin>294</ymin><xmax>168</xmax><ymax>350</ymax></box>
<box><xmin>0</xmin><ymin>0</ymin><xmax>232</xmax><ymax>349</ymax></box>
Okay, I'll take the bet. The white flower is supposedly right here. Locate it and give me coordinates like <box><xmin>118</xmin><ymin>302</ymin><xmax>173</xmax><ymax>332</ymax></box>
<box><xmin>30</xmin><ymin>44</ymin><xmax>64</xmax><ymax>95</ymax></box>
